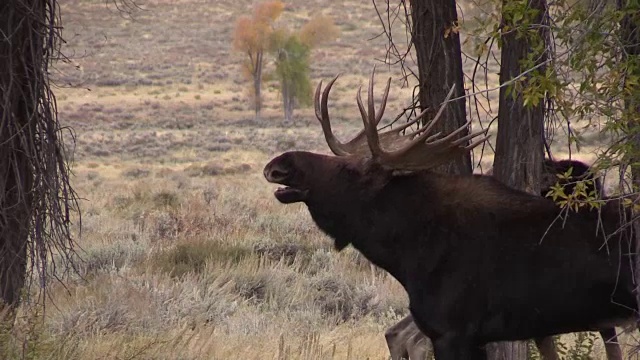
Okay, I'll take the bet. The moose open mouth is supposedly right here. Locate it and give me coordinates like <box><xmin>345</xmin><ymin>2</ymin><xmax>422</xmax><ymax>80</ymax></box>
<box><xmin>264</xmin><ymin>156</ymin><xmax>309</xmax><ymax>204</ymax></box>
<box><xmin>274</xmin><ymin>186</ymin><xmax>308</xmax><ymax>204</ymax></box>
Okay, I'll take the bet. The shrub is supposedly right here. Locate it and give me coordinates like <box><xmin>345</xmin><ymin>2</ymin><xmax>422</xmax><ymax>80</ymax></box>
<box><xmin>149</xmin><ymin>239</ymin><xmax>252</xmax><ymax>278</ymax></box>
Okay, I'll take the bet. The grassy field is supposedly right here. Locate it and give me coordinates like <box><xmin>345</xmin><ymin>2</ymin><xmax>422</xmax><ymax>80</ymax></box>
<box><xmin>1</xmin><ymin>0</ymin><xmax>631</xmax><ymax>358</ymax></box>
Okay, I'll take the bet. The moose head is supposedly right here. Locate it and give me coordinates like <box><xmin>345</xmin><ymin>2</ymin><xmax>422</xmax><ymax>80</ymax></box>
<box><xmin>264</xmin><ymin>69</ymin><xmax>488</xmax><ymax>206</ymax></box>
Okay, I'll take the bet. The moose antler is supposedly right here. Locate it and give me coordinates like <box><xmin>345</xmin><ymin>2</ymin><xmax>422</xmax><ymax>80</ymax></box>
<box><xmin>314</xmin><ymin>74</ymin><xmax>390</xmax><ymax>156</ymax></box>
<box><xmin>358</xmin><ymin>71</ymin><xmax>490</xmax><ymax>170</ymax></box>
<box><xmin>314</xmin><ymin>68</ymin><xmax>489</xmax><ymax>170</ymax></box>
<box><xmin>314</xmin><ymin>72</ymin><xmax>422</xmax><ymax>157</ymax></box>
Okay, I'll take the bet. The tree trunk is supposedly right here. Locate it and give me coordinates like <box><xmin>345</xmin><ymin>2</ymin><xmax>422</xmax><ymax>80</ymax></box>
<box><xmin>618</xmin><ymin>0</ymin><xmax>640</xmax><ymax>317</ymax></box>
<box><xmin>0</xmin><ymin>0</ymin><xmax>37</xmax><ymax>314</ymax></box>
<box><xmin>492</xmin><ymin>0</ymin><xmax>547</xmax><ymax>195</ymax></box>
<box><xmin>253</xmin><ymin>51</ymin><xmax>263</xmax><ymax>120</ymax></box>
<box><xmin>0</xmin><ymin>154</ymin><xmax>31</xmax><ymax>311</ymax></box>
<box><xmin>410</xmin><ymin>0</ymin><xmax>528</xmax><ymax>357</ymax></box>
<box><xmin>285</xmin><ymin>95</ymin><xmax>294</xmax><ymax>125</ymax></box>
<box><xmin>490</xmin><ymin>0</ymin><xmax>549</xmax><ymax>358</ymax></box>
<box><xmin>282</xmin><ymin>80</ymin><xmax>294</xmax><ymax>124</ymax></box>
<box><xmin>410</xmin><ymin>0</ymin><xmax>471</xmax><ymax>176</ymax></box>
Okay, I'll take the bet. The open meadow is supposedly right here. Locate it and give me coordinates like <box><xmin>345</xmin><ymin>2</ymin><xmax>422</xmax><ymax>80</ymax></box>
<box><xmin>3</xmin><ymin>0</ymin><xmax>631</xmax><ymax>358</ymax></box>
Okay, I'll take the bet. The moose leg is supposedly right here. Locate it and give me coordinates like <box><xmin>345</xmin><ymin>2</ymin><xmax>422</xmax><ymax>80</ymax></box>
<box><xmin>385</xmin><ymin>315</ymin><xmax>414</xmax><ymax>359</ymax></box>
<box><xmin>534</xmin><ymin>336</ymin><xmax>560</xmax><ymax>360</ymax></box>
<box><xmin>599</xmin><ymin>328</ymin><xmax>623</xmax><ymax>360</ymax></box>
<box><xmin>407</xmin><ymin>330</ymin><xmax>432</xmax><ymax>359</ymax></box>
<box><xmin>432</xmin><ymin>335</ymin><xmax>486</xmax><ymax>360</ymax></box>
<box><xmin>385</xmin><ymin>314</ymin><xmax>433</xmax><ymax>360</ymax></box>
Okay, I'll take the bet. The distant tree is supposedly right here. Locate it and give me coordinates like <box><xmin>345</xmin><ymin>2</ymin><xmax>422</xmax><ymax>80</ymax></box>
<box><xmin>269</xmin><ymin>16</ymin><xmax>338</xmax><ymax>123</ymax></box>
<box><xmin>271</xmin><ymin>32</ymin><xmax>312</xmax><ymax>123</ymax></box>
<box><xmin>299</xmin><ymin>15</ymin><xmax>340</xmax><ymax>48</ymax></box>
<box><xmin>233</xmin><ymin>1</ymin><xmax>284</xmax><ymax>119</ymax></box>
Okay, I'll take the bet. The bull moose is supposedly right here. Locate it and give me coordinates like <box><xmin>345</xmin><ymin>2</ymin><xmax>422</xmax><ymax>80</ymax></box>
<box><xmin>385</xmin><ymin>160</ymin><xmax>629</xmax><ymax>360</ymax></box>
<box><xmin>263</xmin><ymin>69</ymin><xmax>637</xmax><ymax>360</ymax></box>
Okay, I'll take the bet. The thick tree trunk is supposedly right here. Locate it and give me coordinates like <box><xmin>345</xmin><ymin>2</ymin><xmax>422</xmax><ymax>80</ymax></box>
<box><xmin>410</xmin><ymin>0</ymin><xmax>471</xmax><ymax>175</ymax></box>
<box><xmin>490</xmin><ymin>0</ymin><xmax>549</xmax><ymax>358</ymax></box>
<box><xmin>409</xmin><ymin>0</ymin><xmax>529</xmax><ymax>357</ymax></box>
<box><xmin>0</xmin><ymin>156</ymin><xmax>31</xmax><ymax>311</ymax></box>
<box><xmin>492</xmin><ymin>0</ymin><xmax>547</xmax><ymax>196</ymax></box>
<box><xmin>0</xmin><ymin>0</ymin><xmax>37</xmax><ymax>313</ymax></box>
<box><xmin>618</xmin><ymin>0</ymin><xmax>640</xmax><ymax>317</ymax></box>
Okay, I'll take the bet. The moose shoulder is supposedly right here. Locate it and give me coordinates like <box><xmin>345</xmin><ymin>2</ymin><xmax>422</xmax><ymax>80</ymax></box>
<box><xmin>264</xmin><ymin>70</ymin><xmax>635</xmax><ymax>359</ymax></box>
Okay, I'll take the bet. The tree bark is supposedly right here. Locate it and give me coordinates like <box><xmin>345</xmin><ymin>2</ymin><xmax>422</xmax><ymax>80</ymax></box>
<box><xmin>490</xmin><ymin>0</ymin><xmax>549</xmax><ymax>358</ymax></box>
<box><xmin>0</xmin><ymin>0</ymin><xmax>37</xmax><ymax>313</ymax></box>
<box><xmin>410</xmin><ymin>0</ymin><xmax>471</xmax><ymax>175</ymax></box>
<box><xmin>492</xmin><ymin>0</ymin><xmax>547</xmax><ymax>196</ymax></box>
<box><xmin>410</xmin><ymin>0</ymin><xmax>530</xmax><ymax>357</ymax></box>
<box><xmin>618</xmin><ymin>0</ymin><xmax>640</xmax><ymax>318</ymax></box>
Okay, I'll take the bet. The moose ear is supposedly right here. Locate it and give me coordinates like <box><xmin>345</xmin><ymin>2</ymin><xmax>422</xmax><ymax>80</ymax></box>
<box><xmin>359</xmin><ymin>160</ymin><xmax>393</xmax><ymax>195</ymax></box>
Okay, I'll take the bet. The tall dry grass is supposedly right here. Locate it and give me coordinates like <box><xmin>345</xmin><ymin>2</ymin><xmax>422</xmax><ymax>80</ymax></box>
<box><xmin>1</xmin><ymin>150</ymin><xmax>410</xmax><ymax>359</ymax></box>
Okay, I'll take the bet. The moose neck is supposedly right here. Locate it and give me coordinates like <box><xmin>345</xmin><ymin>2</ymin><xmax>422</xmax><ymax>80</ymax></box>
<box><xmin>305</xmin><ymin>172</ymin><xmax>441</xmax><ymax>286</ymax></box>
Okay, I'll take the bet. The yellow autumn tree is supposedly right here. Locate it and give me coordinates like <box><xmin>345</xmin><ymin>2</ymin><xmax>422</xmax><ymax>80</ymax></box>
<box><xmin>233</xmin><ymin>1</ymin><xmax>284</xmax><ymax>119</ymax></box>
<box><xmin>298</xmin><ymin>15</ymin><xmax>339</xmax><ymax>48</ymax></box>
<box><xmin>269</xmin><ymin>15</ymin><xmax>339</xmax><ymax>123</ymax></box>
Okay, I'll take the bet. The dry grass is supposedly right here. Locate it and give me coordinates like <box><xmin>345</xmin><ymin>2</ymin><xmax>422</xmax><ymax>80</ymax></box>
<box><xmin>0</xmin><ymin>157</ymin><xmax>411</xmax><ymax>358</ymax></box>
<box><xmin>0</xmin><ymin>0</ymin><xmax>630</xmax><ymax>358</ymax></box>
<box><xmin>2</xmin><ymin>150</ymin><xmax>410</xmax><ymax>359</ymax></box>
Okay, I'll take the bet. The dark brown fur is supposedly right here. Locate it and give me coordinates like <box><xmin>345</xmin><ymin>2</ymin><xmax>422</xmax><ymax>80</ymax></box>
<box><xmin>541</xmin><ymin>159</ymin><xmax>603</xmax><ymax>198</ymax></box>
<box><xmin>265</xmin><ymin>151</ymin><xmax>636</xmax><ymax>360</ymax></box>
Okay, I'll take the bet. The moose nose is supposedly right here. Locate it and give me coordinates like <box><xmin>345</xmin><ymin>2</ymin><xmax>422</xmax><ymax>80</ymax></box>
<box><xmin>263</xmin><ymin>162</ymin><xmax>289</xmax><ymax>183</ymax></box>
